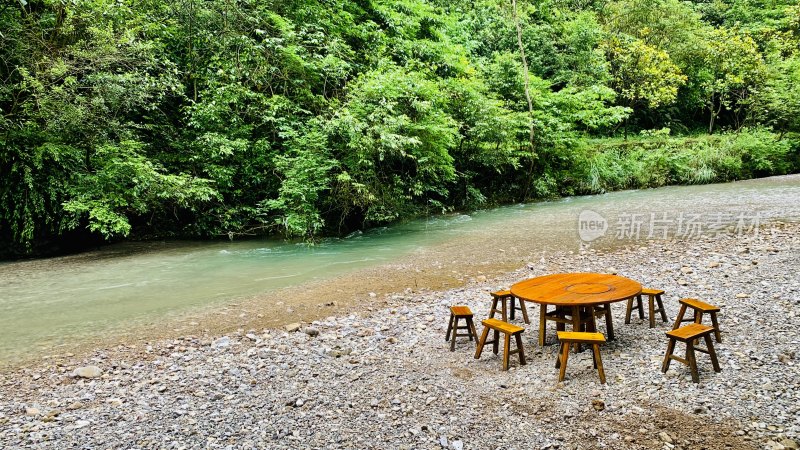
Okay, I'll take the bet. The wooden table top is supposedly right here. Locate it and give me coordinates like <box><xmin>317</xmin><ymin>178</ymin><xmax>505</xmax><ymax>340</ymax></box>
<box><xmin>510</xmin><ymin>273</ymin><xmax>642</xmax><ymax>307</ymax></box>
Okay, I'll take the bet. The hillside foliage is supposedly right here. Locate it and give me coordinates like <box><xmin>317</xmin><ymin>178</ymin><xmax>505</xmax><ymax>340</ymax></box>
<box><xmin>2</xmin><ymin>0</ymin><xmax>799</xmax><ymax>256</ymax></box>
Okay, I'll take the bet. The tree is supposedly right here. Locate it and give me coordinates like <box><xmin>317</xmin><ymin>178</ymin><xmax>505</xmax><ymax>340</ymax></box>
<box><xmin>603</xmin><ymin>36</ymin><xmax>686</xmax><ymax>137</ymax></box>
<box><xmin>698</xmin><ymin>27</ymin><xmax>765</xmax><ymax>133</ymax></box>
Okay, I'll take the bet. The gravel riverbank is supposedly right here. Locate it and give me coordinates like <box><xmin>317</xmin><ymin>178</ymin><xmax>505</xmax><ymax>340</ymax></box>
<box><xmin>1</xmin><ymin>222</ymin><xmax>799</xmax><ymax>449</ymax></box>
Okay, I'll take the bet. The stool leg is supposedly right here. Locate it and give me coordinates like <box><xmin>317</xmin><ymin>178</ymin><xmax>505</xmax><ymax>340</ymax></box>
<box><xmin>656</xmin><ymin>294</ymin><xmax>668</xmax><ymax>322</ymax></box>
<box><xmin>592</xmin><ymin>344</ymin><xmax>606</xmax><ymax>384</ymax></box>
<box><xmin>710</xmin><ymin>312</ymin><xmax>722</xmax><ymax>343</ymax></box>
<box><xmin>672</xmin><ymin>304</ymin><xmax>688</xmax><ymax>330</ymax></box>
<box><xmin>648</xmin><ymin>295</ymin><xmax>656</xmax><ymax>328</ymax></box>
<box><xmin>686</xmin><ymin>341</ymin><xmax>699</xmax><ymax>383</ymax></box>
<box><xmin>558</xmin><ymin>342</ymin><xmax>570</xmax><ymax>381</ymax></box>
<box><xmin>509</xmin><ymin>297</ymin><xmax>516</xmax><ymax>321</ymax></box>
<box><xmin>489</xmin><ymin>298</ymin><xmax>499</xmax><ymax>319</ymax></box>
<box><xmin>474</xmin><ymin>326</ymin><xmax>490</xmax><ymax>359</ymax></box>
<box><xmin>502</xmin><ymin>333</ymin><xmax>511</xmax><ymax>371</ymax></box>
<box><xmin>450</xmin><ymin>317</ymin><xmax>459</xmax><ymax>351</ymax></box>
<box><xmin>501</xmin><ymin>298</ymin><xmax>508</xmax><ymax>322</ymax></box>
<box><xmin>692</xmin><ymin>311</ymin><xmax>703</xmax><ymax>345</ymax></box>
<box><xmin>515</xmin><ymin>333</ymin><xmax>526</xmax><ymax>366</ymax></box>
<box><xmin>662</xmin><ymin>338</ymin><xmax>676</xmax><ymax>372</ymax></box>
<box><xmin>704</xmin><ymin>334</ymin><xmax>721</xmax><ymax>372</ymax></box>
<box><xmin>604</xmin><ymin>306</ymin><xmax>615</xmax><ymax>340</ymax></box>
<box><xmin>446</xmin><ymin>313</ymin><xmax>454</xmax><ymax>342</ymax></box>
<box><xmin>519</xmin><ymin>299</ymin><xmax>530</xmax><ymax>324</ymax></box>
<box><xmin>538</xmin><ymin>304</ymin><xmax>547</xmax><ymax>346</ymax></box>
<box><xmin>492</xmin><ymin>329</ymin><xmax>499</xmax><ymax>355</ymax></box>
<box><xmin>625</xmin><ymin>297</ymin><xmax>634</xmax><ymax>324</ymax></box>
<box><xmin>467</xmin><ymin>317</ymin><xmax>478</xmax><ymax>342</ymax></box>
<box><xmin>636</xmin><ymin>295</ymin><xmax>644</xmax><ymax>319</ymax></box>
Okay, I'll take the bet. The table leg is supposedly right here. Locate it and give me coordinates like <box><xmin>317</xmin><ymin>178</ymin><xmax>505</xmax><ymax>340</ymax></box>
<box><xmin>538</xmin><ymin>304</ymin><xmax>547</xmax><ymax>347</ymax></box>
<box><xmin>571</xmin><ymin>306</ymin><xmax>581</xmax><ymax>353</ymax></box>
<box><xmin>586</xmin><ymin>306</ymin><xmax>597</xmax><ymax>332</ymax></box>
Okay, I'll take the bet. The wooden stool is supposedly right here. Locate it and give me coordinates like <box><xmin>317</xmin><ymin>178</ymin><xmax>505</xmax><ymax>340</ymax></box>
<box><xmin>445</xmin><ymin>306</ymin><xmax>478</xmax><ymax>351</ymax></box>
<box><xmin>474</xmin><ymin>318</ymin><xmax>526</xmax><ymax>371</ymax></box>
<box><xmin>662</xmin><ymin>323</ymin><xmax>721</xmax><ymax>383</ymax></box>
<box><xmin>538</xmin><ymin>305</ymin><xmax>607</xmax><ymax>346</ymax></box>
<box><xmin>489</xmin><ymin>290</ymin><xmax>529</xmax><ymax>324</ymax></box>
<box><xmin>672</xmin><ymin>298</ymin><xmax>722</xmax><ymax>343</ymax></box>
<box><xmin>555</xmin><ymin>331</ymin><xmax>606</xmax><ymax>384</ymax></box>
<box><xmin>625</xmin><ymin>288</ymin><xmax>668</xmax><ymax>328</ymax></box>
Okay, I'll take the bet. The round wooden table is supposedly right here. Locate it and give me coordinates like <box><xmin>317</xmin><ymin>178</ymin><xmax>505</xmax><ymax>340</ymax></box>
<box><xmin>511</xmin><ymin>273</ymin><xmax>642</xmax><ymax>350</ymax></box>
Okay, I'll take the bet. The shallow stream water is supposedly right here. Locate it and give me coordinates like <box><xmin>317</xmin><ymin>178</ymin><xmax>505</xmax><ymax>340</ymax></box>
<box><xmin>1</xmin><ymin>174</ymin><xmax>799</xmax><ymax>364</ymax></box>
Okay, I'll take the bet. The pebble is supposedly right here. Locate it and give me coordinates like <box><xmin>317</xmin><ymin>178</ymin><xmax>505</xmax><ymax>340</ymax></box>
<box><xmin>284</xmin><ymin>323</ymin><xmax>302</xmax><ymax>332</ymax></box>
<box><xmin>1</xmin><ymin>222</ymin><xmax>799</xmax><ymax>449</ymax></box>
<box><xmin>72</xmin><ymin>366</ymin><xmax>103</xmax><ymax>378</ymax></box>
<box><xmin>211</xmin><ymin>337</ymin><xmax>230</xmax><ymax>348</ymax></box>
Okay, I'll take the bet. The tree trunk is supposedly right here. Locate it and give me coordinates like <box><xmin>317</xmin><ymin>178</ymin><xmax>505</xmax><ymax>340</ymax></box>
<box><xmin>511</xmin><ymin>0</ymin><xmax>537</xmax><ymax>200</ymax></box>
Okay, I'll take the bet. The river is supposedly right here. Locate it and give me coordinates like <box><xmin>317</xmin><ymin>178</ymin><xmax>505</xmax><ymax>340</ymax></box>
<box><xmin>1</xmin><ymin>174</ymin><xmax>799</xmax><ymax>364</ymax></box>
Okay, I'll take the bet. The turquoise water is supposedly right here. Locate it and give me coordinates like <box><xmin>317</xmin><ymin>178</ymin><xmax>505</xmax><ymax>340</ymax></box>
<box><xmin>1</xmin><ymin>174</ymin><xmax>799</xmax><ymax>363</ymax></box>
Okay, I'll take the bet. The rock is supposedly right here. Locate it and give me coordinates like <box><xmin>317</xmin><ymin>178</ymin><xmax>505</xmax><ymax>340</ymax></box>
<box><xmin>451</xmin><ymin>440</ymin><xmax>463</xmax><ymax>450</ymax></box>
<box><xmin>658</xmin><ymin>432</ymin><xmax>673</xmax><ymax>444</ymax></box>
<box><xmin>592</xmin><ymin>399</ymin><xmax>605</xmax><ymax>411</ymax></box>
<box><xmin>680</xmin><ymin>266</ymin><xmax>693</xmax><ymax>274</ymax></box>
<box><xmin>72</xmin><ymin>366</ymin><xmax>103</xmax><ymax>378</ymax></box>
<box><xmin>74</xmin><ymin>420</ymin><xmax>91</xmax><ymax>429</ymax></box>
<box><xmin>245</xmin><ymin>333</ymin><xmax>258</xmax><ymax>342</ymax></box>
<box><xmin>475</xmin><ymin>276</ymin><xmax>487</xmax><ymax>283</ymax></box>
<box><xmin>677</xmin><ymin>279</ymin><xmax>688</xmax><ymax>286</ymax></box>
<box><xmin>607</xmin><ymin>268</ymin><xmax>618</xmax><ymax>275</ymax></box>
<box><xmin>708</xmin><ymin>261</ymin><xmax>720</xmax><ymax>268</ymax></box>
<box><xmin>284</xmin><ymin>323</ymin><xmax>302</xmax><ymax>333</ymax></box>
<box><xmin>211</xmin><ymin>336</ymin><xmax>230</xmax><ymax>348</ymax></box>
<box><xmin>107</xmin><ymin>398</ymin><xmax>123</xmax><ymax>407</ymax></box>
<box><xmin>736</xmin><ymin>293</ymin><xmax>750</xmax><ymax>298</ymax></box>
<box><xmin>304</xmin><ymin>327</ymin><xmax>320</xmax><ymax>337</ymax></box>
<box><xmin>439</xmin><ymin>436</ymin><xmax>448</xmax><ymax>448</ymax></box>
<box><xmin>25</xmin><ymin>407</ymin><xmax>40</xmax><ymax>416</ymax></box>
<box><xmin>368</xmin><ymin>292</ymin><xmax>377</xmax><ymax>298</ymax></box>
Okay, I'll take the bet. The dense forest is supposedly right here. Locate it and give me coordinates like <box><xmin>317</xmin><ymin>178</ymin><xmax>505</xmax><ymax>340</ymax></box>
<box><xmin>2</xmin><ymin>0</ymin><xmax>799</xmax><ymax>257</ymax></box>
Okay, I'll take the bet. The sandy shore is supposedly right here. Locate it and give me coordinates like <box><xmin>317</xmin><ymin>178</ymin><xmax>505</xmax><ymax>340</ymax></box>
<box><xmin>1</xmin><ymin>221</ymin><xmax>798</xmax><ymax>449</ymax></box>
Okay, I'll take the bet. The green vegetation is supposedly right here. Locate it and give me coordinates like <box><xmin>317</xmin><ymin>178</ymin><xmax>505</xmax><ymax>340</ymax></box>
<box><xmin>2</xmin><ymin>0</ymin><xmax>799</xmax><ymax>257</ymax></box>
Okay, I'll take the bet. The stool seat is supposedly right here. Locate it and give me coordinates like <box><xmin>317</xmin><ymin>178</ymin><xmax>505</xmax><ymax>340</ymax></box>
<box><xmin>641</xmin><ymin>287</ymin><xmax>665</xmax><ymax>295</ymax></box>
<box><xmin>475</xmin><ymin>319</ymin><xmax>526</xmax><ymax>371</ymax></box>
<box><xmin>666</xmin><ymin>323</ymin><xmax>713</xmax><ymax>341</ymax></box>
<box><xmin>555</xmin><ymin>331</ymin><xmax>606</xmax><ymax>384</ymax></box>
<box><xmin>450</xmin><ymin>305</ymin><xmax>473</xmax><ymax>317</ymax></box>
<box><xmin>680</xmin><ymin>298</ymin><xmax>720</xmax><ymax>312</ymax></box>
<box><xmin>482</xmin><ymin>318</ymin><xmax>524</xmax><ymax>334</ymax></box>
<box><xmin>491</xmin><ymin>290</ymin><xmax>512</xmax><ymax>298</ymax></box>
<box><xmin>557</xmin><ymin>331</ymin><xmax>605</xmax><ymax>344</ymax></box>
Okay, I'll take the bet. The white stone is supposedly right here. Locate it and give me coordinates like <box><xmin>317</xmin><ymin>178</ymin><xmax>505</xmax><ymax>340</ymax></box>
<box><xmin>72</xmin><ymin>366</ymin><xmax>103</xmax><ymax>378</ymax></box>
